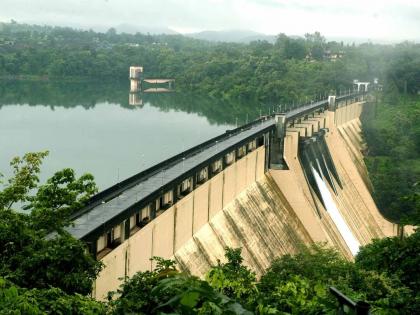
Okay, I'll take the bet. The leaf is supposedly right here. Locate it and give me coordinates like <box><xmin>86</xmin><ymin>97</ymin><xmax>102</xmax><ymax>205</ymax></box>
<box><xmin>180</xmin><ymin>291</ymin><xmax>200</xmax><ymax>308</ymax></box>
<box><xmin>314</xmin><ymin>283</ymin><xmax>325</xmax><ymax>297</ymax></box>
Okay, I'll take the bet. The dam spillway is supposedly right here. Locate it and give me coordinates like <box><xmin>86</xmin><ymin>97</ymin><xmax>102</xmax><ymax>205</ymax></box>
<box><xmin>70</xmin><ymin>94</ymin><xmax>397</xmax><ymax>299</ymax></box>
<box><xmin>171</xmin><ymin>101</ymin><xmax>395</xmax><ymax>280</ymax></box>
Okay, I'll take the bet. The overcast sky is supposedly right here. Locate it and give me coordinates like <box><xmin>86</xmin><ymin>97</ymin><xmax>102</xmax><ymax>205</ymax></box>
<box><xmin>1</xmin><ymin>0</ymin><xmax>419</xmax><ymax>40</ymax></box>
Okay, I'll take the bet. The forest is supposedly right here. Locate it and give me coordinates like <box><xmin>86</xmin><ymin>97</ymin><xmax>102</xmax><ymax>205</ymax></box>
<box><xmin>362</xmin><ymin>93</ymin><xmax>419</xmax><ymax>224</ymax></box>
<box><xmin>1</xmin><ymin>21</ymin><xmax>418</xmax><ymax>104</ymax></box>
<box><xmin>0</xmin><ymin>21</ymin><xmax>419</xmax><ymax>313</ymax></box>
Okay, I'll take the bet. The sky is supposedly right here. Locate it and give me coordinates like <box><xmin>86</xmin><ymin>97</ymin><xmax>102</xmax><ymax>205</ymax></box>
<box><xmin>1</xmin><ymin>0</ymin><xmax>419</xmax><ymax>41</ymax></box>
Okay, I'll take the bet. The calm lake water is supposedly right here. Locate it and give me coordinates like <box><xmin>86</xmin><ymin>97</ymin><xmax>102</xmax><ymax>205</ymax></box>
<box><xmin>0</xmin><ymin>81</ymin><xmax>265</xmax><ymax>189</ymax></box>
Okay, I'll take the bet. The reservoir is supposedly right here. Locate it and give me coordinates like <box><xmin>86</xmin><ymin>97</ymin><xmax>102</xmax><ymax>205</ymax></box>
<box><xmin>0</xmin><ymin>81</ymin><xmax>264</xmax><ymax>190</ymax></box>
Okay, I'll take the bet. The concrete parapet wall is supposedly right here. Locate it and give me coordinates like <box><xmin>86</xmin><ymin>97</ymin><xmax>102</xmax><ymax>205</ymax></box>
<box><xmin>174</xmin><ymin>195</ymin><xmax>194</xmax><ymax>252</ymax></box>
<box><xmin>209</xmin><ymin>172</ymin><xmax>223</xmax><ymax>220</ymax></box>
<box><xmin>335</xmin><ymin>102</ymin><xmax>364</xmax><ymax>126</ymax></box>
<box><xmin>95</xmin><ymin>241</ymin><xmax>127</xmax><ymax>300</ymax></box>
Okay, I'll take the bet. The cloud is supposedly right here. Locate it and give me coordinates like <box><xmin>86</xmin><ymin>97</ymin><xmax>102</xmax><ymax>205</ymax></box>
<box><xmin>0</xmin><ymin>0</ymin><xmax>418</xmax><ymax>40</ymax></box>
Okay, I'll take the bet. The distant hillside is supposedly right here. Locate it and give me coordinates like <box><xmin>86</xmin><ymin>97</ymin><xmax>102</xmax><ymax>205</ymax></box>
<box><xmin>186</xmin><ymin>30</ymin><xmax>276</xmax><ymax>43</ymax></box>
<box><xmin>325</xmin><ymin>35</ymin><xmax>419</xmax><ymax>45</ymax></box>
<box><xmin>114</xmin><ymin>23</ymin><xmax>178</xmax><ymax>35</ymax></box>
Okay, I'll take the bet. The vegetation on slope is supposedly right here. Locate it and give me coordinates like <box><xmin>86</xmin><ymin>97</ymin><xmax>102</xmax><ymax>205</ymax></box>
<box><xmin>361</xmin><ymin>45</ymin><xmax>420</xmax><ymax>224</ymax></box>
<box><xmin>362</xmin><ymin>94</ymin><xmax>420</xmax><ymax>224</ymax></box>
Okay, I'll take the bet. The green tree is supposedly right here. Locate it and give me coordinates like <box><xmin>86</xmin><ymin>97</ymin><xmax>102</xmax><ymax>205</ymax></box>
<box><xmin>362</xmin><ymin>93</ymin><xmax>420</xmax><ymax>224</ymax></box>
<box><xmin>386</xmin><ymin>43</ymin><xmax>420</xmax><ymax>94</ymax></box>
<box><xmin>0</xmin><ymin>151</ymin><xmax>48</xmax><ymax>210</ymax></box>
<box><xmin>305</xmin><ymin>32</ymin><xmax>326</xmax><ymax>60</ymax></box>
<box><xmin>275</xmin><ymin>34</ymin><xmax>307</xmax><ymax>60</ymax></box>
<box><xmin>0</xmin><ymin>277</ymin><xmax>106</xmax><ymax>315</ymax></box>
<box><xmin>258</xmin><ymin>244</ymin><xmax>414</xmax><ymax>314</ymax></box>
<box><xmin>206</xmin><ymin>248</ymin><xmax>258</xmax><ymax>308</ymax></box>
<box><xmin>355</xmin><ymin>229</ymin><xmax>420</xmax><ymax>292</ymax></box>
<box><xmin>29</xmin><ymin>168</ymin><xmax>97</xmax><ymax>232</ymax></box>
<box><xmin>0</xmin><ymin>152</ymin><xmax>102</xmax><ymax>296</ymax></box>
<box><xmin>110</xmin><ymin>257</ymin><xmax>251</xmax><ymax>314</ymax></box>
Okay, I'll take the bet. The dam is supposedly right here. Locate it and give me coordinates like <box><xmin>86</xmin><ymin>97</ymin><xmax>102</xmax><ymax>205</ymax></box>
<box><xmin>65</xmin><ymin>90</ymin><xmax>396</xmax><ymax>299</ymax></box>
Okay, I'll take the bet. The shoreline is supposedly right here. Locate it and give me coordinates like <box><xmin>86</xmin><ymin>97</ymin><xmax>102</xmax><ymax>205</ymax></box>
<box><xmin>0</xmin><ymin>75</ymin><xmax>122</xmax><ymax>83</ymax></box>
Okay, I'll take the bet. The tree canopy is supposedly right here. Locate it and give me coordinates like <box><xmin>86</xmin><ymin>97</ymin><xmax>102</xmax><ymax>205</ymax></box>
<box><xmin>110</xmin><ymin>241</ymin><xmax>419</xmax><ymax>314</ymax></box>
<box><xmin>2</xmin><ymin>21</ymin><xmax>419</xmax><ymax>107</ymax></box>
<box><xmin>362</xmin><ymin>94</ymin><xmax>420</xmax><ymax>224</ymax></box>
<box><xmin>0</xmin><ymin>152</ymin><xmax>104</xmax><ymax>312</ymax></box>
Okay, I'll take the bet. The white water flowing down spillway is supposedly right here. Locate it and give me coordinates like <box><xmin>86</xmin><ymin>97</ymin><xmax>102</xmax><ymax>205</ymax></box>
<box><xmin>311</xmin><ymin>166</ymin><xmax>360</xmax><ymax>255</ymax></box>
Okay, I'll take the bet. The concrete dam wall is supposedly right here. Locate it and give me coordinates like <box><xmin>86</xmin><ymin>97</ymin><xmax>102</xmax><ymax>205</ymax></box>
<box><xmin>273</xmin><ymin>101</ymin><xmax>395</xmax><ymax>260</ymax></box>
<box><xmin>93</xmin><ymin>101</ymin><xmax>396</xmax><ymax>299</ymax></box>
<box><xmin>94</xmin><ymin>145</ymin><xmax>267</xmax><ymax>299</ymax></box>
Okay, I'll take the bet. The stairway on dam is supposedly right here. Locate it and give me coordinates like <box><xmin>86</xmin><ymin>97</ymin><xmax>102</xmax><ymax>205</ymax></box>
<box><xmin>92</xmin><ymin>100</ymin><xmax>396</xmax><ymax>299</ymax></box>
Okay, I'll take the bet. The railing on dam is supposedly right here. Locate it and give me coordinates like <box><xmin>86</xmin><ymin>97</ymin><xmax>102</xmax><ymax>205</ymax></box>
<box><xmin>66</xmin><ymin>117</ymin><xmax>274</xmax><ymax>254</ymax></box>
<box><xmin>329</xmin><ymin>287</ymin><xmax>371</xmax><ymax>315</ymax></box>
<box><xmin>65</xmin><ymin>91</ymin><xmax>367</xmax><ymax>257</ymax></box>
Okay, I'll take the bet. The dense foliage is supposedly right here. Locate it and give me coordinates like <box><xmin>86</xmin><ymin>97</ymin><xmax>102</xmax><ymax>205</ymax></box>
<box><xmin>109</xmin><ymin>256</ymin><xmax>252</xmax><ymax>314</ymax></box>
<box><xmin>0</xmin><ymin>152</ymin><xmax>104</xmax><ymax>311</ymax></box>
<box><xmin>258</xmin><ymin>244</ymin><xmax>416</xmax><ymax>314</ymax></box>
<box><xmin>362</xmin><ymin>94</ymin><xmax>420</xmax><ymax>224</ymax></box>
<box><xmin>0</xmin><ymin>278</ymin><xmax>106</xmax><ymax>315</ymax></box>
<box><xmin>350</xmin><ymin>40</ymin><xmax>420</xmax><ymax>224</ymax></box>
<box><xmin>3</xmin><ymin>22</ymin><xmax>419</xmax><ymax>105</ymax></box>
<box><xmin>356</xmin><ymin>230</ymin><xmax>420</xmax><ymax>292</ymax></box>
<box><xmin>110</xmin><ymin>243</ymin><xmax>419</xmax><ymax>314</ymax></box>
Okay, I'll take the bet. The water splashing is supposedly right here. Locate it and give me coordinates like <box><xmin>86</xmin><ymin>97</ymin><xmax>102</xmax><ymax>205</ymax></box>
<box><xmin>311</xmin><ymin>166</ymin><xmax>360</xmax><ymax>255</ymax></box>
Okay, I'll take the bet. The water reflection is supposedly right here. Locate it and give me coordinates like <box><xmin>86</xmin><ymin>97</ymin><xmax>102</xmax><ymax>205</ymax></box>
<box><xmin>129</xmin><ymin>93</ymin><xmax>143</xmax><ymax>106</ymax></box>
<box><xmin>0</xmin><ymin>80</ymin><xmax>270</xmax><ymax>190</ymax></box>
<box><xmin>0</xmin><ymin>80</ymin><xmax>270</xmax><ymax>126</ymax></box>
